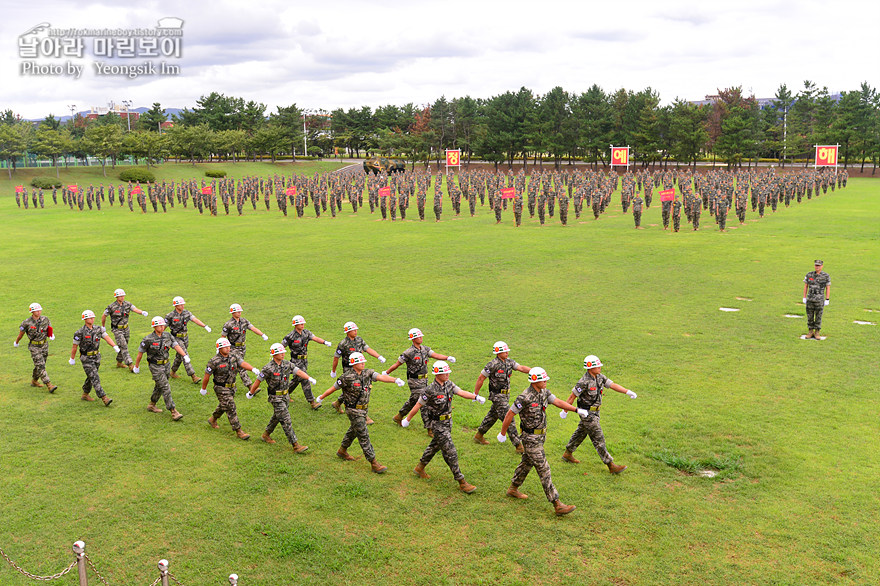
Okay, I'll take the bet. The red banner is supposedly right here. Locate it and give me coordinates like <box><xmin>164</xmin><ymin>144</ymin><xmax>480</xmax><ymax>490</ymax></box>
<box><xmin>67</xmin><ymin>185</ymin><xmax>78</xmax><ymax>193</ymax></box>
<box><xmin>131</xmin><ymin>186</ymin><xmax>143</xmax><ymax>195</ymax></box>
<box><xmin>201</xmin><ymin>186</ymin><xmax>212</xmax><ymax>195</ymax></box>
<box><xmin>286</xmin><ymin>187</ymin><xmax>297</xmax><ymax>196</ymax></box>
<box><xmin>445</xmin><ymin>149</ymin><xmax>461</xmax><ymax>167</ymax></box>
<box><xmin>15</xmin><ymin>185</ymin><xmax>24</xmax><ymax>193</ymax></box>
<box><xmin>611</xmin><ymin>147</ymin><xmax>629</xmax><ymax>167</ymax></box>
<box><xmin>378</xmin><ymin>186</ymin><xmax>391</xmax><ymax>198</ymax></box>
<box><xmin>815</xmin><ymin>145</ymin><xmax>838</xmax><ymax>167</ymax></box>
<box><xmin>659</xmin><ymin>189</ymin><xmax>675</xmax><ymax>202</ymax></box>
<box><xmin>500</xmin><ymin>187</ymin><xmax>515</xmax><ymax>199</ymax></box>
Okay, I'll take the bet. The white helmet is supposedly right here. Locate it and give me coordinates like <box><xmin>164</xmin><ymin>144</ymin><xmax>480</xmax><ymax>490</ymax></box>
<box><xmin>343</xmin><ymin>321</ymin><xmax>358</xmax><ymax>333</ymax></box>
<box><xmin>583</xmin><ymin>355</ymin><xmax>603</xmax><ymax>369</ymax></box>
<box><xmin>114</xmin><ymin>288</ymin><xmax>126</xmax><ymax>297</ymax></box>
<box><xmin>269</xmin><ymin>343</ymin><xmax>286</xmax><ymax>356</ymax></box>
<box><xmin>493</xmin><ymin>341</ymin><xmax>510</xmax><ymax>354</ymax></box>
<box><xmin>151</xmin><ymin>316</ymin><xmax>167</xmax><ymax>328</ymax></box>
<box><xmin>29</xmin><ymin>302</ymin><xmax>43</xmax><ymax>313</ymax></box>
<box><xmin>291</xmin><ymin>315</ymin><xmax>306</xmax><ymax>326</ymax></box>
<box><xmin>348</xmin><ymin>351</ymin><xmax>366</xmax><ymax>366</ymax></box>
<box><xmin>229</xmin><ymin>303</ymin><xmax>243</xmax><ymax>314</ymax></box>
<box><xmin>216</xmin><ymin>337</ymin><xmax>231</xmax><ymax>350</ymax></box>
<box><xmin>408</xmin><ymin>328</ymin><xmax>423</xmax><ymax>341</ymax></box>
<box><xmin>432</xmin><ymin>360</ymin><xmax>451</xmax><ymax>375</ymax></box>
<box><xmin>528</xmin><ymin>367</ymin><xmax>550</xmax><ymax>383</ymax></box>
<box><xmin>172</xmin><ymin>296</ymin><xmax>186</xmax><ymax>306</ymax></box>
<box><xmin>81</xmin><ymin>310</ymin><xmax>96</xmax><ymax>321</ymax></box>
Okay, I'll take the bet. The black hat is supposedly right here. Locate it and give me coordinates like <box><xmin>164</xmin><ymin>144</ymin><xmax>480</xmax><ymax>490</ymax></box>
<box><xmin>814</xmin><ymin>260</ymin><xmax>823</xmax><ymax>265</ymax></box>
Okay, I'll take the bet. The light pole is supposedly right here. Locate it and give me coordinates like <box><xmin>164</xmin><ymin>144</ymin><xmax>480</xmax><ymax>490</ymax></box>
<box><xmin>302</xmin><ymin>110</ymin><xmax>310</xmax><ymax>157</ymax></box>
<box><xmin>122</xmin><ymin>100</ymin><xmax>132</xmax><ymax>131</ymax></box>
<box><xmin>67</xmin><ymin>104</ymin><xmax>76</xmax><ymax>123</ymax></box>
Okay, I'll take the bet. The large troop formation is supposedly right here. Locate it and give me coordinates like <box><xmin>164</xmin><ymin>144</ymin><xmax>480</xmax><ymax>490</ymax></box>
<box><xmin>13</xmin><ymin>165</ymin><xmax>846</xmax><ymax>231</ymax></box>
<box><xmin>14</xmin><ymin>292</ymin><xmax>645</xmax><ymax>517</ymax></box>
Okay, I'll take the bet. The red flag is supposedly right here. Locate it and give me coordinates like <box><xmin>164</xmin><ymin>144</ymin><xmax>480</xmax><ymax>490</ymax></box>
<box><xmin>814</xmin><ymin>145</ymin><xmax>838</xmax><ymax>166</ymax></box>
<box><xmin>15</xmin><ymin>185</ymin><xmax>24</xmax><ymax>193</ymax></box>
<box><xmin>201</xmin><ymin>186</ymin><xmax>213</xmax><ymax>195</ymax></box>
<box><xmin>378</xmin><ymin>186</ymin><xmax>391</xmax><ymax>198</ymax></box>
<box><xmin>68</xmin><ymin>185</ymin><xmax>78</xmax><ymax>193</ymax></box>
<box><xmin>131</xmin><ymin>186</ymin><xmax>143</xmax><ymax>195</ymax></box>
<box><xmin>660</xmin><ymin>189</ymin><xmax>675</xmax><ymax>202</ymax></box>
<box><xmin>286</xmin><ymin>187</ymin><xmax>297</xmax><ymax>196</ymax></box>
<box><xmin>445</xmin><ymin>149</ymin><xmax>461</xmax><ymax>167</ymax></box>
<box><xmin>611</xmin><ymin>147</ymin><xmax>629</xmax><ymax>167</ymax></box>
<box><xmin>500</xmin><ymin>187</ymin><xmax>515</xmax><ymax>199</ymax></box>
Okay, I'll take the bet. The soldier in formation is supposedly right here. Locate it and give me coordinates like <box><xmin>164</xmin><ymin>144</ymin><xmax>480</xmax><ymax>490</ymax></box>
<box><xmin>15</xmin><ymin>302</ymin><xmax>58</xmax><ymax>392</ymax></box>
<box><xmin>165</xmin><ymin>296</ymin><xmax>212</xmax><ymax>384</ymax></box>
<box><xmin>133</xmin><ymin>316</ymin><xmax>192</xmax><ymax>420</ymax></box>
<box><xmin>102</xmin><ymin>288</ymin><xmax>149</xmax><ymax>370</ymax></box>
<box><xmin>69</xmin><ymin>310</ymin><xmax>120</xmax><ymax>406</ymax></box>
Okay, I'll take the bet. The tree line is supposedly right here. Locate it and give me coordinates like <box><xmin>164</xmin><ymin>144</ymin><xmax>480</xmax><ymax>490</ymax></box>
<box><xmin>1</xmin><ymin>80</ymin><xmax>878</xmax><ymax>179</ymax></box>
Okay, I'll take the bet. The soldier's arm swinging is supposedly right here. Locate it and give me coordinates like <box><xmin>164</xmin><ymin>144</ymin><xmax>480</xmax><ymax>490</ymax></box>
<box><xmin>608</xmin><ymin>382</ymin><xmax>631</xmax><ymax>395</ymax></box>
<box><xmin>364</xmin><ymin>347</ymin><xmax>381</xmax><ymax>359</ymax></box>
<box><xmin>384</xmin><ymin>359</ymin><xmax>402</xmax><ymax>374</ymax></box>
<box><xmin>200</xmin><ymin>372</ymin><xmax>211</xmax><ymax>392</ymax></box>
<box><xmin>101</xmin><ymin>312</ymin><xmax>107</xmax><ymax>327</ymax></box>
<box><xmin>315</xmin><ymin>384</ymin><xmax>338</xmax><ymax>402</ymax></box>
<box><xmin>249</xmin><ymin>378</ymin><xmax>261</xmax><ymax>396</ymax></box>
<box><xmin>331</xmin><ymin>355</ymin><xmax>339</xmax><ymax>373</ymax></box>
<box><xmin>499</xmin><ymin>409</ymin><xmax>516</xmax><ymax>437</ymax></box>
<box><xmin>14</xmin><ymin>330</ymin><xmax>24</xmax><ymax>344</ymax></box>
<box><xmin>428</xmin><ymin>351</ymin><xmax>449</xmax><ymax>360</ymax></box>
<box><xmin>802</xmin><ymin>283</ymin><xmax>808</xmax><ymax>301</ymax></box>
<box><xmin>172</xmin><ymin>342</ymin><xmax>187</xmax><ymax>357</ymax></box>
<box><xmin>551</xmin><ymin>397</ymin><xmax>578</xmax><ymax>412</ymax></box>
<box><xmin>311</xmin><ymin>335</ymin><xmax>329</xmax><ymax>345</ymax></box>
<box><xmin>131</xmin><ymin>305</ymin><xmax>147</xmax><ymax>316</ymax></box>
<box><xmin>403</xmin><ymin>402</ymin><xmax>421</xmax><ymax>423</ymax></box>
<box><xmin>566</xmin><ymin>392</ymin><xmax>577</xmax><ymax>405</ymax></box>
<box><xmin>454</xmin><ymin>388</ymin><xmax>478</xmax><ymax>401</ymax></box>
<box><xmin>375</xmin><ymin>373</ymin><xmax>401</xmax><ymax>384</ymax></box>
<box><xmin>70</xmin><ymin>344</ymin><xmax>78</xmax><ymax>361</ymax></box>
<box><xmin>134</xmin><ymin>351</ymin><xmax>144</xmax><ymax>369</ymax></box>
<box><xmin>247</xmin><ymin>324</ymin><xmax>265</xmax><ymax>337</ymax></box>
<box><xmin>102</xmin><ymin>332</ymin><xmax>117</xmax><ymax>347</ymax></box>
<box><xmin>191</xmin><ymin>316</ymin><xmax>207</xmax><ymax>328</ymax></box>
<box><xmin>474</xmin><ymin>373</ymin><xmax>487</xmax><ymax>396</ymax></box>
<box><xmin>825</xmin><ymin>283</ymin><xmax>831</xmax><ymax>302</ymax></box>
<box><xmin>514</xmin><ymin>364</ymin><xmax>532</xmax><ymax>374</ymax></box>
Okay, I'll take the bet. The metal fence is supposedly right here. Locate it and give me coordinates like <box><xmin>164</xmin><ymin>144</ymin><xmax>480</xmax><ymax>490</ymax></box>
<box><xmin>1</xmin><ymin>541</ymin><xmax>239</xmax><ymax>585</ymax></box>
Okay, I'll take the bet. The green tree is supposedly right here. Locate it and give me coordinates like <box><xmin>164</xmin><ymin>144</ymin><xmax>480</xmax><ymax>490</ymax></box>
<box><xmin>0</xmin><ymin>123</ymin><xmax>28</xmax><ymax>179</ymax></box>
<box><xmin>31</xmin><ymin>127</ymin><xmax>66</xmax><ymax>177</ymax></box>
<box><xmin>82</xmin><ymin>124</ymin><xmax>124</xmax><ymax>176</ymax></box>
<box><xmin>668</xmin><ymin>99</ymin><xmax>709</xmax><ymax>169</ymax></box>
<box><xmin>140</xmin><ymin>102</ymin><xmax>168</xmax><ymax>133</ymax></box>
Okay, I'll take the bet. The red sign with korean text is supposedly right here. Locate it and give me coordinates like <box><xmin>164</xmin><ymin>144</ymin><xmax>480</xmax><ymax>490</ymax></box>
<box><xmin>659</xmin><ymin>189</ymin><xmax>675</xmax><ymax>202</ymax></box>
<box><xmin>131</xmin><ymin>186</ymin><xmax>143</xmax><ymax>195</ymax></box>
<box><xmin>378</xmin><ymin>186</ymin><xmax>391</xmax><ymax>198</ymax></box>
<box><xmin>814</xmin><ymin>145</ymin><xmax>838</xmax><ymax>166</ymax></box>
<box><xmin>500</xmin><ymin>187</ymin><xmax>515</xmax><ymax>199</ymax></box>
<box><xmin>201</xmin><ymin>187</ymin><xmax>212</xmax><ymax>195</ymax></box>
<box><xmin>445</xmin><ymin>149</ymin><xmax>461</xmax><ymax>167</ymax></box>
<box><xmin>286</xmin><ymin>187</ymin><xmax>297</xmax><ymax>196</ymax></box>
<box><xmin>67</xmin><ymin>185</ymin><xmax>78</xmax><ymax>193</ymax></box>
<box><xmin>611</xmin><ymin>147</ymin><xmax>629</xmax><ymax>166</ymax></box>
<box><xmin>15</xmin><ymin>185</ymin><xmax>24</xmax><ymax>193</ymax></box>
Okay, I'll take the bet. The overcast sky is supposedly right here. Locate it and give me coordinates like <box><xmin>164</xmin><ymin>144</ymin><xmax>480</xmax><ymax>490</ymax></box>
<box><xmin>2</xmin><ymin>0</ymin><xmax>877</xmax><ymax>120</ymax></box>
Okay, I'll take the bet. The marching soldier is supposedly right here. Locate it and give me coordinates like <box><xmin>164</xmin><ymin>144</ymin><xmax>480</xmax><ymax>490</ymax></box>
<box><xmin>560</xmin><ymin>355</ymin><xmax>636</xmax><ymax>473</ymax></box>
<box><xmin>133</xmin><ymin>316</ymin><xmax>191</xmax><ymax>420</ymax></box>
<box><xmin>247</xmin><ymin>343</ymin><xmax>316</xmax><ymax>452</ymax></box>
<box><xmin>14</xmin><ymin>302</ymin><xmax>58</xmax><ymax>392</ymax></box>
<box><xmin>280</xmin><ymin>315</ymin><xmax>334</xmax><ymax>409</ymax></box>
<box><xmin>672</xmin><ymin>197</ymin><xmax>682</xmax><ymax>232</ymax></box>
<box><xmin>102</xmin><ymin>288</ymin><xmax>149</xmax><ymax>370</ymax></box>
<box><xmin>498</xmin><ymin>367</ymin><xmax>581</xmax><ymax>516</ymax></box>
<box><xmin>330</xmin><ymin>321</ymin><xmax>387</xmax><ymax>418</ymax></box>
<box><xmin>402</xmin><ymin>360</ymin><xmax>484</xmax><ymax>494</ymax></box>
<box><xmin>69</xmin><ymin>310</ymin><xmax>119</xmax><ymax>406</ymax></box>
<box><xmin>315</xmin><ymin>352</ymin><xmax>405</xmax><ymax>474</ymax></box>
<box><xmin>473</xmin><ymin>341</ymin><xmax>531</xmax><ymax>452</ymax></box>
<box><xmin>200</xmin><ymin>337</ymin><xmax>262</xmax><ymax>439</ymax></box>
<box><xmin>632</xmin><ymin>192</ymin><xmax>643</xmax><ymax>229</ymax></box>
<box><xmin>222</xmin><ymin>303</ymin><xmax>270</xmax><ymax>389</ymax></box>
<box><xmin>165</xmin><ymin>296</ymin><xmax>212</xmax><ymax>383</ymax></box>
<box><xmin>802</xmin><ymin>260</ymin><xmax>831</xmax><ymax>339</ymax></box>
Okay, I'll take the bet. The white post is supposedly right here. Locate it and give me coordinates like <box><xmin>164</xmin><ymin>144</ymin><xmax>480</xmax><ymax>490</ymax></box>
<box><xmin>72</xmin><ymin>541</ymin><xmax>88</xmax><ymax>586</ymax></box>
<box><xmin>158</xmin><ymin>559</ymin><xmax>170</xmax><ymax>586</ymax></box>
<box><xmin>229</xmin><ymin>573</ymin><xmax>239</xmax><ymax>585</ymax></box>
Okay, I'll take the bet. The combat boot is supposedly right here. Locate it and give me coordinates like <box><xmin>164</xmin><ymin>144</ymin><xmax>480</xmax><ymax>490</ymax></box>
<box><xmin>170</xmin><ymin>409</ymin><xmax>184</xmax><ymax>421</ymax></box>
<box><xmin>117</xmin><ymin>362</ymin><xmax>129</xmax><ymax>369</ymax></box>
<box><xmin>261</xmin><ymin>432</ymin><xmax>276</xmax><ymax>444</ymax></box>
<box><xmin>370</xmin><ymin>459</ymin><xmax>388</xmax><ymax>474</ymax></box>
<box><xmin>506</xmin><ymin>486</ymin><xmax>528</xmax><ymax>499</ymax></box>
<box><xmin>366</xmin><ymin>416</ymin><xmax>375</xmax><ymax>425</ymax></box>
<box><xmin>101</xmin><ymin>396</ymin><xmax>113</xmax><ymax>407</ymax></box>
<box><xmin>332</xmin><ymin>399</ymin><xmax>345</xmax><ymax>414</ymax></box>
<box><xmin>309</xmin><ymin>400</ymin><xmax>322</xmax><ymax>410</ymax></box>
<box><xmin>515</xmin><ymin>443</ymin><xmax>524</xmax><ymax>454</ymax></box>
<box><xmin>31</xmin><ymin>379</ymin><xmax>43</xmax><ymax>387</ymax></box>
<box><xmin>553</xmin><ymin>500</ymin><xmax>576</xmax><ymax>516</ymax></box>
<box><xmin>607</xmin><ymin>462</ymin><xmax>628</xmax><ymax>474</ymax></box>
<box><xmin>392</xmin><ymin>413</ymin><xmax>403</xmax><ymax>426</ymax></box>
<box><xmin>147</xmin><ymin>402</ymin><xmax>162</xmax><ymax>413</ymax></box>
<box><xmin>191</xmin><ymin>374</ymin><xmax>200</xmax><ymax>384</ymax></box>
<box><xmin>414</xmin><ymin>462</ymin><xmax>430</xmax><ymax>478</ymax></box>
<box><xmin>169</xmin><ymin>370</ymin><xmax>180</xmax><ymax>379</ymax></box>
<box><xmin>81</xmin><ymin>393</ymin><xmax>95</xmax><ymax>402</ymax></box>
<box><xmin>47</xmin><ymin>384</ymin><xmax>58</xmax><ymax>394</ymax></box>
<box><xmin>292</xmin><ymin>442</ymin><xmax>308</xmax><ymax>454</ymax></box>
<box><xmin>336</xmin><ymin>447</ymin><xmax>357</xmax><ymax>461</ymax></box>
<box><xmin>562</xmin><ymin>450</ymin><xmax>580</xmax><ymax>464</ymax></box>
<box><xmin>207</xmin><ymin>415</ymin><xmax>219</xmax><ymax>428</ymax></box>
<box><xmin>427</xmin><ymin>429</ymin><xmax>434</xmax><ymax>438</ymax></box>
<box><xmin>473</xmin><ymin>432</ymin><xmax>490</xmax><ymax>445</ymax></box>
<box><xmin>236</xmin><ymin>428</ymin><xmax>250</xmax><ymax>440</ymax></box>
<box><xmin>458</xmin><ymin>479</ymin><xmax>477</xmax><ymax>494</ymax></box>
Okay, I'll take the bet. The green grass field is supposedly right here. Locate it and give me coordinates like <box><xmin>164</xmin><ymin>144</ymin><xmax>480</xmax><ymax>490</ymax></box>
<box><xmin>1</xmin><ymin>163</ymin><xmax>878</xmax><ymax>586</ymax></box>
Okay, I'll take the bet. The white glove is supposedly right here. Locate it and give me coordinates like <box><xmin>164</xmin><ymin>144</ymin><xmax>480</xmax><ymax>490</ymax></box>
<box><xmin>497</xmin><ymin>432</ymin><xmax>507</xmax><ymax>443</ymax></box>
<box><xmin>246</xmin><ymin>392</ymin><xmax>253</xmax><ymax>399</ymax></box>
<box><xmin>802</xmin><ymin>297</ymin><xmax>806</xmax><ymax>304</ymax></box>
<box><xmin>401</xmin><ymin>418</ymin><xmax>410</xmax><ymax>428</ymax></box>
<box><xmin>381</xmin><ymin>370</ymin><xmax>388</xmax><ymax>376</ymax></box>
<box><xmin>142</xmin><ymin>311</ymin><xmax>149</xmax><ymax>317</ymax></box>
<box><xmin>824</xmin><ymin>300</ymin><xmax>829</xmax><ymax>306</ymax></box>
<box><xmin>626</xmin><ymin>390</ymin><xmax>637</xmax><ymax>399</ymax></box>
<box><xmin>200</xmin><ymin>387</ymin><xmax>208</xmax><ymax>396</ymax></box>
<box><xmin>314</xmin><ymin>395</ymin><xmax>322</xmax><ymax>404</ymax></box>
<box><xmin>378</xmin><ymin>355</ymin><xmax>386</xmax><ymax>364</ymax></box>
<box><xmin>308</xmin><ymin>377</ymin><xmax>317</xmax><ymax>385</ymax></box>
<box><xmin>447</xmin><ymin>356</ymin><xmax>456</xmax><ymax>363</ymax></box>
<box><xmin>204</xmin><ymin>326</ymin><xmax>212</xmax><ymax>333</ymax></box>
<box><xmin>324</xmin><ymin>340</ymin><xmax>332</xmax><ymax>347</ymax></box>
<box><xmin>395</xmin><ymin>378</ymin><xmax>405</xmax><ymax>387</ymax></box>
<box><xmin>559</xmin><ymin>410</ymin><xmax>567</xmax><ymax>419</ymax></box>
<box><xmin>261</xmin><ymin>334</ymin><xmax>269</xmax><ymax>341</ymax></box>
<box><xmin>113</xmin><ymin>345</ymin><xmax>120</xmax><ymax>353</ymax></box>
<box><xmin>576</xmin><ymin>408</ymin><xmax>590</xmax><ymax>417</ymax></box>
<box><xmin>132</xmin><ymin>366</ymin><xmax>140</xmax><ymax>374</ymax></box>
<box><xmin>49</xmin><ymin>335</ymin><xmax>55</xmax><ymax>341</ymax></box>
<box><xmin>68</xmin><ymin>358</ymin><xmax>76</xmax><ymax>365</ymax></box>
<box><xmin>183</xmin><ymin>355</ymin><xmax>191</xmax><ymax>364</ymax></box>
<box><xmin>330</xmin><ymin>370</ymin><xmax>336</xmax><ymax>378</ymax></box>
<box><xmin>13</xmin><ymin>341</ymin><xmax>19</xmax><ymax>347</ymax></box>
<box><xmin>251</xmin><ymin>367</ymin><xmax>260</xmax><ymax>375</ymax></box>
<box><xmin>474</xmin><ymin>395</ymin><xmax>486</xmax><ymax>404</ymax></box>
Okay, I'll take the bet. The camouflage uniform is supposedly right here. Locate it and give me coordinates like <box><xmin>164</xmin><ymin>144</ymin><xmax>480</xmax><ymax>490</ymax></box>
<box><xmin>335</xmin><ymin>335</ymin><xmax>369</xmax><ymax>373</ymax></box>
<box><xmin>165</xmin><ymin>309</ymin><xmax>196</xmax><ymax>377</ymax></box>
<box><xmin>631</xmin><ymin>195</ymin><xmax>643</xmax><ymax>228</ymax></box>
<box><xmin>204</xmin><ymin>352</ymin><xmax>246</xmax><ymax>430</ymax></box>
<box><xmin>281</xmin><ymin>328</ymin><xmax>317</xmax><ymax>402</ymax></box>
<box><xmin>139</xmin><ymin>331</ymin><xmax>181</xmax><ymax>411</ymax></box>
<box><xmin>510</xmin><ymin>386</ymin><xmax>559</xmax><ymax>502</ymax></box>
<box><xmin>104</xmin><ymin>300</ymin><xmax>134</xmax><ymax>366</ymax></box>
<box><xmin>418</xmin><ymin>379</ymin><xmax>466</xmax><ymax>481</ymax></box>
<box><xmin>476</xmin><ymin>357</ymin><xmax>522</xmax><ymax>447</ymax></box>
<box><xmin>72</xmin><ymin>325</ymin><xmax>109</xmax><ymax>399</ymax></box>
<box><xmin>672</xmin><ymin>200</ymin><xmax>682</xmax><ymax>232</ymax></box>
<box><xmin>564</xmin><ymin>372</ymin><xmax>616</xmax><ymax>464</ymax></box>
<box><xmin>804</xmin><ymin>270</ymin><xmax>831</xmax><ymax>332</ymax></box>
<box><xmin>396</xmin><ymin>344</ymin><xmax>433</xmax><ymax>427</ymax></box>
<box><xmin>256</xmin><ymin>359</ymin><xmax>305</xmax><ymax>446</ymax></box>
<box><xmin>334</xmin><ymin>368</ymin><xmax>381</xmax><ymax>461</ymax></box>
<box><xmin>222</xmin><ymin>317</ymin><xmax>254</xmax><ymax>386</ymax></box>
<box><xmin>20</xmin><ymin>315</ymin><xmax>52</xmax><ymax>385</ymax></box>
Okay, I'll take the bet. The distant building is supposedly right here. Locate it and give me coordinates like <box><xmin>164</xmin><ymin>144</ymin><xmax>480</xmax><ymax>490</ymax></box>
<box><xmin>690</xmin><ymin>93</ymin><xmax>841</xmax><ymax>110</ymax></box>
<box><xmin>85</xmin><ymin>101</ymin><xmax>139</xmax><ymax>122</ymax></box>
